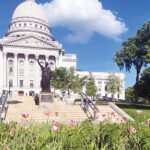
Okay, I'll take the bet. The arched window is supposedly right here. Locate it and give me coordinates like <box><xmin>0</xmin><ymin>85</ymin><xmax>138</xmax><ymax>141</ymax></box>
<box><xmin>8</xmin><ymin>60</ymin><xmax>13</xmax><ymax>75</ymax></box>
<box><xmin>19</xmin><ymin>60</ymin><xmax>24</xmax><ymax>76</ymax></box>
<box><xmin>29</xmin><ymin>61</ymin><xmax>34</xmax><ymax>76</ymax></box>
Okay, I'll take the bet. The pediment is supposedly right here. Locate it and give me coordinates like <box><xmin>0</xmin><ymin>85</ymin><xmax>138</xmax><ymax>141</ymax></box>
<box><xmin>1</xmin><ymin>36</ymin><xmax>60</xmax><ymax>50</ymax></box>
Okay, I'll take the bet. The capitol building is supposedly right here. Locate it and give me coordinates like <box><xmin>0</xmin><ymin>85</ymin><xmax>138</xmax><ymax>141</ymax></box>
<box><xmin>0</xmin><ymin>0</ymin><xmax>125</xmax><ymax>99</ymax></box>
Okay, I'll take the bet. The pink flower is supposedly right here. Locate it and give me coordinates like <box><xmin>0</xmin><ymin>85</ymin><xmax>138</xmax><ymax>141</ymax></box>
<box><xmin>94</xmin><ymin>109</ymin><xmax>98</xmax><ymax>114</ymax></box>
<box><xmin>71</xmin><ymin>120</ymin><xmax>76</xmax><ymax>126</ymax></box>
<box><xmin>102</xmin><ymin>114</ymin><xmax>106</xmax><ymax>117</ymax></box>
<box><xmin>111</xmin><ymin>112</ymin><xmax>114</xmax><ymax>115</ymax></box>
<box><xmin>137</xmin><ymin>110</ymin><xmax>142</xmax><ymax>115</ymax></box>
<box><xmin>114</xmin><ymin>115</ymin><xmax>116</xmax><ymax>117</ymax></box>
<box><xmin>22</xmin><ymin>112</ymin><xmax>29</xmax><ymax>118</ymax></box>
<box><xmin>108</xmin><ymin>117</ymin><xmax>111</xmax><ymax>120</ymax></box>
<box><xmin>107</xmin><ymin>112</ymin><xmax>110</xmax><ymax>115</ymax></box>
<box><xmin>3</xmin><ymin>148</ymin><xmax>8</xmax><ymax>150</ymax></box>
<box><xmin>147</xmin><ymin>119</ymin><xmax>150</xmax><ymax>125</ymax></box>
<box><xmin>5</xmin><ymin>121</ymin><xmax>9</xmax><ymax>126</ymax></box>
<box><xmin>129</xmin><ymin>126</ymin><xmax>136</xmax><ymax>133</ymax></box>
<box><xmin>52</xmin><ymin>126</ymin><xmax>58</xmax><ymax>132</ymax></box>
<box><xmin>16</xmin><ymin>122</ymin><xmax>21</xmax><ymax>126</ymax></box>
<box><xmin>96</xmin><ymin>115</ymin><xmax>99</xmax><ymax>119</ymax></box>
<box><xmin>52</xmin><ymin>120</ymin><xmax>55</xmax><ymax>123</ymax></box>
<box><xmin>44</xmin><ymin>112</ymin><xmax>50</xmax><ymax>116</ymax></box>
<box><xmin>55</xmin><ymin>112</ymin><xmax>58</xmax><ymax>116</ymax></box>
<box><xmin>123</xmin><ymin>117</ymin><xmax>127</xmax><ymax>121</ymax></box>
<box><xmin>56</xmin><ymin>121</ymin><xmax>60</xmax><ymax>127</ymax></box>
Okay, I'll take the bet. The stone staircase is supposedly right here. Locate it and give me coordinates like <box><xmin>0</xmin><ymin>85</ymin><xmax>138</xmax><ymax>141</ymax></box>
<box><xmin>87</xmin><ymin>105</ymin><xmax>126</xmax><ymax>123</ymax></box>
<box><xmin>4</xmin><ymin>96</ymin><xmax>87</xmax><ymax>123</ymax></box>
<box><xmin>4</xmin><ymin>96</ymin><xmax>132</xmax><ymax>123</ymax></box>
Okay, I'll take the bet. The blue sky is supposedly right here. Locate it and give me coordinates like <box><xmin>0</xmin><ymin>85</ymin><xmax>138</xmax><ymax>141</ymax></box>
<box><xmin>0</xmin><ymin>0</ymin><xmax>150</xmax><ymax>88</ymax></box>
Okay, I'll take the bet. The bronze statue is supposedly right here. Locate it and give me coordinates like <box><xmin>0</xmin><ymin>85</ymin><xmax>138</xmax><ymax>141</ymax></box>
<box><xmin>37</xmin><ymin>59</ymin><xmax>51</xmax><ymax>93</ymax></box>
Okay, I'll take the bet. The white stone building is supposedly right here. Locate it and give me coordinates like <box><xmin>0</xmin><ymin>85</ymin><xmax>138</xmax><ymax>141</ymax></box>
<box><xmin>0</xmin><ymin>0</ymin><xmax>125</xmax><ymax>99</ymax></box>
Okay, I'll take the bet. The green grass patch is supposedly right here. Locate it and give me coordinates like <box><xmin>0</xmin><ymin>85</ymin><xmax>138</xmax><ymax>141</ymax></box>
<box><xmin>116</xmin><ymin>102</ymin><xmax>150</xmax><ymax>121</ymax></box>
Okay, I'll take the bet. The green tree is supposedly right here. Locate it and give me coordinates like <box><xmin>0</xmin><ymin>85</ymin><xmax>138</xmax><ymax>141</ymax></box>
<box><xmin>105</xmin><ymin>72</ymin><xmax>122</xmax><ymax>102</ymax></box>
<box><xmin>51</xmin><ymin>67</ymin><xmax>87</xmax><ymax>95</ymax></box>
<box><xmin>113</xmin><ymin>36</ymin><xmax>148</xmax><ymax>103</ymax></box>
<box><xmin>86</xmin><ymin>73</ymin><xmax>97</xmax><ymax>99</ymax></box>
<box><xmin>51</xmin><ymin>67</ymin><xmax>68</xmax><ymax>91</ymax></box>
<box><xmin>125</xmin><ymin>87</ymin><xmax>134</xmax><ymax>102</ymax></box>
<box><xmin>138</xmin><ymin>67</ymin><xmax>150</xmax><ymax>103</ymax></box>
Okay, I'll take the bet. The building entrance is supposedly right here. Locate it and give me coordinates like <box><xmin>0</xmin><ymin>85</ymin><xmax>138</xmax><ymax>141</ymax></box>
<box><xmin>19</xmin><ymin>91</ymin><xmax>24</xmax><ymax>96</ymax></box>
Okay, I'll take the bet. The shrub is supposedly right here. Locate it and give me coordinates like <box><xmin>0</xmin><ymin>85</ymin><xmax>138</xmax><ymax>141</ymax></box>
<box><xmin>0</xmin><ymin>118</ymin><xmax>150</xmax><ymax>149</ymax></box>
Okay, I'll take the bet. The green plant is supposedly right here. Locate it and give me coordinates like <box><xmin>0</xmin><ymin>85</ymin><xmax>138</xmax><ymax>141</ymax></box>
<box><xmin>1</xmin><ymin>116</ymin><xmax>150</xmax><ymax>150</ymax></box>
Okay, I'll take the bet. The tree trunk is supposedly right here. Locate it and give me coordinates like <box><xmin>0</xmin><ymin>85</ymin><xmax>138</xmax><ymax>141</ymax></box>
<box><xmin>134</xmin><ymin>69</ymin><xmax>140</xmax><ymax>103</ymax></box>
<box><xmin>112</xmin><ymin>94</ymin><xmax>115</xmax><ymax>103</ymax></box>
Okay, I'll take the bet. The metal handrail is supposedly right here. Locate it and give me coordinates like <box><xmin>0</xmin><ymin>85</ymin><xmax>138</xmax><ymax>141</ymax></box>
<box><xmin>79</xmin><ymin>92</ymin><xmax>99</xmax><ymax>119</ymax></box>
<box><xmin>0</xmin><ymin>90</ymin><xmax>9</xmax><ymax>122</ymax></box>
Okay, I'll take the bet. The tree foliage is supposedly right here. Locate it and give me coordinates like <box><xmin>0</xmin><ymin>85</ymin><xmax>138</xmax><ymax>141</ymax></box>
<box><xmin>105</xmin><ymin>72</ymin><xmax>122</xmax><ymax>101</ymax></box>
<box><xmin>51</xmin><ymin>67</ymin><xmax>87</xmax><ymax>94</ymax></box>
<box><xmin>125</xmin><ymin>87</ymin><xmax>134</xmax><ymax>102</ymax></box>
<box><xmin>86</xmin><ymin>73</ymin><xmax>97</xmax><ymax>98</ymax></box>
<box><xmin>113</xmin><ymin>22</ymin><xmax>150</xmax><ymax>103</ymax></box>
<box><xmin>138</xmin><ymin>67</ymin><xmax>150</xmax><ymax>103</ymax></box>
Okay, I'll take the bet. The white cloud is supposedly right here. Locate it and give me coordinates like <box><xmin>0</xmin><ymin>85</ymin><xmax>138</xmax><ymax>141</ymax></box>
<box><xmin>41</xmin><ymin>0</ymin><xmax>128</xmax><ymax>43</ymax></box>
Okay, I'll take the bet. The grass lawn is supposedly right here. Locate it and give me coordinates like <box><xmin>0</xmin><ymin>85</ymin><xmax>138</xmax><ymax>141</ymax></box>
<box><xmin>116</xmin><ymin>102</ymin><xmax>150</xmax><ymax>121</ymax></box>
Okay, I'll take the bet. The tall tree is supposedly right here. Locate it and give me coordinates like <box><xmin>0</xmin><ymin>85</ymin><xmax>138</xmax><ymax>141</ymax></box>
<box><xmin>105</xmin><ymin>72</ymin><xmax>122</xmax><ymax>102</ymax></box>
<box><xmin>86</xmin><ymin>73</ymin><xmax>97</xmax><ymax>99</ymax></box>
<box><xmin>114</xmin><ymin>36</ymin><xmax>148</xmax><ymax>103</ymax></box>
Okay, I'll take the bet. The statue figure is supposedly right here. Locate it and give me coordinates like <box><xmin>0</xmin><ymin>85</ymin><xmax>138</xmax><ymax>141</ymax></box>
<box><xmin>37</xmin><ymin>59</ymin><xmax>51</xmax><ymax>93</ymax></box>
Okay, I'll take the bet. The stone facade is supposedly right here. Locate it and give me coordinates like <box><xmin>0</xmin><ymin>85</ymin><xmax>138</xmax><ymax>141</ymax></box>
<box><xmin>0</xmin><ymin>0</ymin><xmax>125</xmax><ymax>99</ymax></box>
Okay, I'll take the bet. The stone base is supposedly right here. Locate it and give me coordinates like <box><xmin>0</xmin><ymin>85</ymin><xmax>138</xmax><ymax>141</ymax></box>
<box><xmin>39</xmin><ymin>92</ymin><xmax>54</xmax><ymax>109</ymax></box>
<box><xmin>39</xmin><ymin>103</ymin><xmax>54</xmax><ymax>109</ymax></box>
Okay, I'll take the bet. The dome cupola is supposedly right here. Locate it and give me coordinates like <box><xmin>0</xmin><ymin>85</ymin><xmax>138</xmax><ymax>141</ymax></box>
<box><xmin>6</xmin><ymin>0</ymin><xmax>53</xmax><ymax>40</ymax></box>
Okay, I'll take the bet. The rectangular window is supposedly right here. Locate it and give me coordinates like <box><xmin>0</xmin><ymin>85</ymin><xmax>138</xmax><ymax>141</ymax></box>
<box><xmin>20</xmin><ymin>80</ymin><xmax>23</xmax><ymax>87</ymax></box>
<box><xmin>30</xmin><ymin>80</ymin><xmax>34</xmax><ymax>88</ymax></box>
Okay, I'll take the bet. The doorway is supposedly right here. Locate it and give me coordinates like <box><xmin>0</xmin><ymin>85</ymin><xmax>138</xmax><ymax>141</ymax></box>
<box><xmin>18</xmin><ymin>91</ymin><xmax>24</xmax><ymax>96</ymax></box>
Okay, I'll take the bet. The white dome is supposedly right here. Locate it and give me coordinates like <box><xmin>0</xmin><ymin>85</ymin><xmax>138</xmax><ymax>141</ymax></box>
<box><xmin>12</xmin><ymin>0</ymin><xmax>48</xmax><ymax>24</ymax></box>
<box><xmin>6</xmin><ymin>0</ymin><xmax>53</xmax><ymax>40</ymax></box>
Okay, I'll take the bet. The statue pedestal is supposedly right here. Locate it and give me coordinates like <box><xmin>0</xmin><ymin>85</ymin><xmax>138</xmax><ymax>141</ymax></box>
<box><xmin>39</xmin><ymin>92</ymin><xmax>54</xmax><ymax>109</ymax></box>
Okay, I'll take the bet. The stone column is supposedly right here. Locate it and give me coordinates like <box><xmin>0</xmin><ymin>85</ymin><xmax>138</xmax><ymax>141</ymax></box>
<box><xmin>55</xmin><ymin>56</ymin><xmax>59</xmax><ymax>68</ymax></box>
<box><xmin>3</xmin><ymin>53</ymin><xmax>7</xmax><ymax>87</ymax></box>
<box><xmin>46</xmin><ymin>55</ymin><xmax>49</xmax><ymax>62</ymax></box>
<box><xmin>25</xmin><ymin>54</ymin><xmax>28</xmax><ymax>87</ymax></box>
<box><xmin>35</xmin><ymin>54</ymin><xmax>39</xmax><ymax>88</ymax></box>
<box><xmin>14</xmin><ymin>53</ymin><xmax>18</xmax><ymax>87</ymax></box>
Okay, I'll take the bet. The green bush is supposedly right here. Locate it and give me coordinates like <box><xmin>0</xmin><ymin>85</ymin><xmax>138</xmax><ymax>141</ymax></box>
<box><xmin>74</xmin><ymin>98</ymin><xmax>81</xmax><ymax>105</ymax></box>
<box><xmin>0</xmin><ymin>118</ymin><xmax>150</xmax><ymax>150</ymax></box>
<box><xmin>74</xmin><ymin>98</ymin><xmax>81</xmax><ymax>102</ymax></box>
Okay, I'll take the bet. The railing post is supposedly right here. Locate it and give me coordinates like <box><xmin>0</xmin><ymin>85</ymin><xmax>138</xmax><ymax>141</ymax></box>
<box><xmin>81</xmin><ymin>97</ymin><xmax>84</xmax><ymax>108</ymax></box>
<box><xmin>86</xmin><ymin>98</ymin><xmax>89</xmax><ymax>113</ymax></box>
